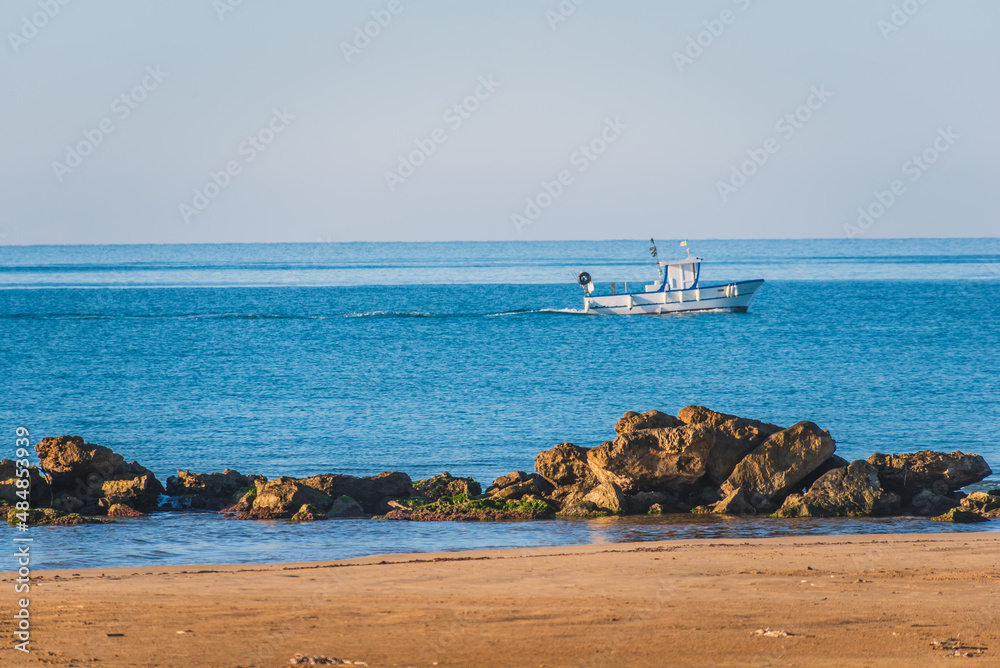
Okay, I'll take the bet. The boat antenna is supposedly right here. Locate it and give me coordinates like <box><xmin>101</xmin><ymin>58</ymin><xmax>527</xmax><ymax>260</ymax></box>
<box><xmin>650</xmin><ymin>238</ymin><xmax>662</xmax><ymax>277</ymax></box>
<box><xmin>680</xmin><ymin>238</ymin><xmax>691</xmax><ymax>258</ymax></box>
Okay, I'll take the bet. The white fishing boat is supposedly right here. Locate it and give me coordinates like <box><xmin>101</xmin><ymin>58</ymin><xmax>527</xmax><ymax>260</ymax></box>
<box><xmin>577</xmin><ymin>240</ymin><xmax>764</xmax><ymax>315</ymax></box>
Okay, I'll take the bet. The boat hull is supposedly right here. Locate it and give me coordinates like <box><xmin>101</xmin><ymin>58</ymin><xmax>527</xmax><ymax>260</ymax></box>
<box><xmin>583</xmin><ymin>279</ymin><xmax>764</xmax><ymax>315</ymax></box>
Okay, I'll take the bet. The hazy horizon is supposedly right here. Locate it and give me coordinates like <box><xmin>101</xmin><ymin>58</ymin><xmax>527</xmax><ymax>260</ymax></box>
<box><xmin>2</xmin><ymin>1</ymin><xmax>998</xmax><ymax>245</ymax></box>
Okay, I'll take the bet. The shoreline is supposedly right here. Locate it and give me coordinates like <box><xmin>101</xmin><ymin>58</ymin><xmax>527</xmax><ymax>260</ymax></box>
<box><xmin>4</xmin><ymin>532</ymin><xmax>998</xmax><ymax>666</ymax></box>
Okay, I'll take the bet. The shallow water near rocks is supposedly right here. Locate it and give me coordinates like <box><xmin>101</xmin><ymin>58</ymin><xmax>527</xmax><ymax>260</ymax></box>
<box><xmin>2</xmin><ymin>239</ymin><xmax>999</xmax><ymax>570</ymax></box>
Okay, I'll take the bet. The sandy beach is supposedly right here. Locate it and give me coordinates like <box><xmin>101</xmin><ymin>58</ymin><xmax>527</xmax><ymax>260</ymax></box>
<box><xmin>2</xmin><ymin>531</ymin><xmax>997</xmax><ymax>667</ymax></box>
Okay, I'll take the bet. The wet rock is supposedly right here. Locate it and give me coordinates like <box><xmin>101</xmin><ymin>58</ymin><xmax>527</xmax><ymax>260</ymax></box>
<box><xmin>0</xmin><ymin>459</ymin><xmax>51</xmax><ymax>507</ymax></box>
<box><xmin>328</xmin><ymin>495</ymin><xmax>364</xmax><ymax>518</ymax></box>
<box><xmin>615</xmin><ymin>410</ymin><xmax>683</xmax><ymax>435</ymax></box>
<box><xmin>6</xmin><ymin>507</ymin><xmax>109</xmax><ymax>526</ymax></box>
<box><xmin>910</xmin><ymin>489</ymin><xmax>960</xmax><ymax>516</ymax></box>
<box><xmin>234</xmin><ymin>477</ymin><xmax>334</xmax><ymax>520</ymax></box>
<box><xmin>298</xmin><ymin>471</ymin><xmax>414</xmax><ymax>513</ymax></box>
<box><xmin>677</xmin><ymin>406</ymin><xmax>784</xmax><ymax>484</ymax></box>
<box><xmin>486</xmin><ymin>471</ymin><xmax>551</xmax><ymax>501</ymax></box>
<box><xmin>535</xmin><ymin>443</ymin><xmax>594</xmax><ymax>487</ymax></box>
<box><xmin>98</xmin><ymin>463</ymin><xmax>164</xmax><ymax>511</ymax></box>
<box><xmin>626</xmin><ymin>490</ymin><xmax>672</xmax><ymax>514</ymax></box>
<box><xmin>932</xmin><ymin>507</ymin><xmax>991</xmax><ymax>523</ymax></box>
<box><xmin>586</xmin><ymin>424</ymin><xmax>714</xmax><ymax>493</ymax></box>
<box><xmin>867</xmin><ymin>451</ymin><xmax>992</xmax><ymax>499</ymax></box>
<box><xmin>721</xmin><ymin>421</ymin><xmax>837</xmax><ymax>502</ymax></box>
<box><xmin>582</xmin><ymin>482</ymin><xmax>626</xmax><ymax>513</ymax></box>
<box><xmin>165</xmin><ymin>469</ymin><xmax>265</xmax><ymax>508</ymax></box>
<box><xmin>106</xmin><ymin>503</ymin><xmax>145</xmax><ymax>518</ymax></box>
<box><xmin>774</xmin><ymin>460</ymin><xmax>900</xmax><ymax>518</ymax></box>
<box><xmin>959</xmin><ymin>491</ymin><xmax>1000</xmax><ymax>517</ymax></box>
<box><xmin>379</xmin><ymin>495</ymin><xmax>554</xmax><ymax>521</ymax></box>
<box><xmin>290</xmin><ymin>504</ymin><xmax>326</xmax><ymax>522</ymax></box>
<box><xmin>713</xmin><ymin>488</ymin><xmax>764</xmax><ymax>516</ymax></box>
<box><xmin>411</xmin><ymin>472</ymin><xmax>481</xmax><ymax>500</ymax></box>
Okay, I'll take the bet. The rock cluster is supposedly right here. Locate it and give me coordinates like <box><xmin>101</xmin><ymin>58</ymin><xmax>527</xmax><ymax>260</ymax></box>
<box><xmin>3</xmin><ymin>414</ymin><xmax>996</xmax><ymax>526</ymax></box>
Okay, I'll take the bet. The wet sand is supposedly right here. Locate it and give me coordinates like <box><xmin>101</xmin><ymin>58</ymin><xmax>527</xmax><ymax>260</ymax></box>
<box><xmin>2</xmin><ymin>532</ymin><xmax>998</xmax><ymax>667</ymax></box>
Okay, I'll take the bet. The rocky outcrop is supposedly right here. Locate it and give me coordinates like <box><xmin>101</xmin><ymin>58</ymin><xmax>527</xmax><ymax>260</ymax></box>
<box><xmin>678</xmin><ymin>406</ymin><xmax>784</xmax><ymax>484</ymax></box>
<box><xmin>721</xmin><ymin>421</ymin><xmax>837</xmax><ymax>502</ymax></box>
<box><xmin>165</xmin><ymin>469</ymin><xmax>264</xmax><ymax>509</ymax></box>
<box><xmin>615</xmin><ymin>410</ymin><xmax>683</xmax><ymax>435</ymax></box>
<box><xmin>586</xmin><ymin>424</ymin><xmax>714</xmax><ymax>493</ymax></box>
<box><xmin>775</xmin><ymin>461</ymin><xmax>900</xmax><ymax>518</ymax></box>
<box><xmin>867</xmin><ymin>451</ymin><xmax>992</xmax><ymax>499</ymax></box>
<box><xmin>231</xmin><ymin>477</ymin><xmax>334</xmax><ymax>520</ymax></box>
<box><xmin>298</xmin><ymin>471</ymin><xmax>414</xmax><ymax>513</ymax></box>
<box><xmin>0</xmin><ymin>459</ymin><xmax>51</xmax><ymax>507</ymax></box>
<box><xmin>535</xmin><ymin>443</ymin><xmax>593</xmax><ymax>487</ymax></box>
<box><xmin>486</xmin><ymin>471</ymin><xmax>553</xmax><ymax>501</ymax></box>
<box><xmin>33</xmin><ymin>437</ymin><xmax>164</xmax><ymax>513</ymax></box>
<box><xmin>412</xmin><ymin>472</ymin><xmax>481</xmax><ymax>500</ymax></box>
<box><xmin>932</xmin><ymin>490</ymin><xmax>1000</xmax><ymax>522</ymax></box>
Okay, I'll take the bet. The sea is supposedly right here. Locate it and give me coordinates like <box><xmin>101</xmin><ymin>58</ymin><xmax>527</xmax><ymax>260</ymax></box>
<box><xmin>2</xmin><ymin>238</ymin><xmax>999</xmax><ymax>570</ymax></box>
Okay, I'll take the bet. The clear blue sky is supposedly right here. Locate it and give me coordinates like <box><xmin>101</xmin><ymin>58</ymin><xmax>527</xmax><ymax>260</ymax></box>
<box><xmin>1</xmin><ymin>0</ymin><xmax>997</xmax><ymax>244</ymax></box>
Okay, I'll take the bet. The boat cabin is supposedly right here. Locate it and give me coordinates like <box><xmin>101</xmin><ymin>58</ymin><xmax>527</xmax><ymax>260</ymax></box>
<box><xmin>646</xmin><ymin>257</ymin><xmax>701</xmax><ymax>293</ymax></box>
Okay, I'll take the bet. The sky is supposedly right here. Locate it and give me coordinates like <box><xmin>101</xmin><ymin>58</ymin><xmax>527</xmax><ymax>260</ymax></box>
<box><xmin>1</xmin><ymin>0</ymin><xmax>998</xmax><ymax>245</ymax></box>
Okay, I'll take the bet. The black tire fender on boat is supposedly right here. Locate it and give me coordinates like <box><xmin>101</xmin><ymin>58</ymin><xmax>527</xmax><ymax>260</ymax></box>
<box><xmin>577</xmin><ymin>271</ymin><xmax>592</xmax><ymax>287</ymax></box>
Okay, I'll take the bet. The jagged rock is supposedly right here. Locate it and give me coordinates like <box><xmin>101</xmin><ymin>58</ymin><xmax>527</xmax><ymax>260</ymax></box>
<box><xmin>794</xmin><ymin>455</ymin><xmax>849</xmax><ymax>494</ymax></box>
<box><xmin>35</xmin><ymin>436</ymin><xmax>124</xmax><ymax>483</ymax></box>
<box><xmin>106</xmin><ymin>503</ymin><xmax>145</xmax><ymax>518</ymax></box>
<box><xmin>615</xmin><ymin>410</ymin><xmax>683</xmax><ymax>435</ymax></box>
<box><xmin>0</xmin><ymin>459</ymin><xmax>51</xmax><ymax>507</ymax></box>
<box><xmin>867</xmin><ymin>451</ymin><xmax>992</xmax><ymax>498</ymax></box>
<box><xmin>932</xmin><ymin>507</ymin><xmax>991</xmax><ymax>523</ymax></box>
<box><xmin>586</xmin><ymin>424</ymin><xmax>714</xmax><ymax>493</ymax></box>
<box><xmin>99</xmin><ymin>468</ymin><xmax>164</xmax><ymax>511</ymax></box>
<box><xmin>910</xmin><ymin>489</ymin><xmax>960</xmax><ymax>516</ymax></box>
<box><xmin>774</xmin><ymin>461</ymin><xmax>900</xmax><ymax>518</ymax></box>
<box><xmin>328</xmin><ymin>495</ymin><xmax>364</xmax><ymax>518</ymax></box>
<box><xmin>7</xmin><ymin>507</ymin><xmax>109</xmax><ymax>526</ymax></box>
<box><xmin>290</xmin><ymin>504</ymin><xmax>326</xmax><ymax>522</ymax></box>
<box><xmin>485</xmin><ymin>471</ymin><xmax>551</xmax><ymax>501</ymax></box>
<box><xmin>235</xmin><ymin>477</ymin><xmax>334</xmax><ymax>520</ymax></box>
<box><xmin>647</xmin><ymin>503</ymin><xmax>666</xmax><ymax>514</ymax></box>
<box><xmin>166</xmin><ymin>469</ymin><xmax>264</xmax><ymax>499</ymax></box>
<box><xmin>713</xmin><ymin>488</ymin><xmax>764</xmax><ymax>516</ymax></box>
<box><xmin>677</xmin><ymin>406</ymin><xmax>784</xmax><ymax>484</ymax></box>
<box><xmin>299</xmin><ymin>472</ymin><xmax>414</xmax><ymax>513</ymax></box>
<box><xmin>959</xmin><ymin>491</ymin><xmax>1000</xmax><ymax>517</ymax></box>
<box><xmin>412</xmin><ymin>472</ymin><xmax>481</xmax><ymax>500</ymax></box>
<box><xmin>582</xmin><ymin>482</ymin><xmax>626</xmax><ymax>513</ymax></box>
<box><xmin>721</xmin><ymin>421</ymin><xmax>837</xmax><ymax>502</ymax></box>
<box><xmin>535</xmin><ymin>443</ymin><xmax>594</xmax><ymax>487</ymax></box>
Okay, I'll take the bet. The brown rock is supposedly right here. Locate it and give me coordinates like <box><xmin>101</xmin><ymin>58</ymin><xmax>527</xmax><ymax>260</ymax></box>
<box><xmin>774</xmin><ymin>460</ymin><xmax>900</xmax><ymax>518</ymax></box>
<box><xmin>35</xmin><ymin>436</ymin><xmax>125</xmax><ymax>483</ymax></box>
<box><xmin>535</xmin><ymin>443</ymin><xmax>594</xmax><ymax>487</ymax></box>
<box><xmin>298</xmin><ymin>472</ymin><xmax>414</xmax><ymax>512</ymax></box>
<box><xmin>586</xmin><ymin>424</ymin><xmax>714</xmax><ymax>493</ymax></box>
<box><xmin>411</xmin><ymin>472</ymin><xmax>480</xmax><ymax>500</ymax></box>
<box><xmin>165</xmin><ymin>469</ymin><xmax>263</xmax><ymax>499</ymax></box>
<box><xmin>614</xmin><ymin>410</ymin><xmax>683</xmax><ymax>435</ymax></box>
<box><xmin>910</xmin><ymin>489</ymin><xmax>960</xmax><ymax>516</ymax></box>
<box><xmin>677</xmin><ymin>406</ymin><xmax>784</xmax><ymax>484</ymax></box>
<box><xmin>99</xmin><ymin>470</ymin><xmax>164</xmax><ymax>511</ymax></box>
<box><xmin>713</xmin><ymin>488</ymin><xmax>764</xmax><ymax>516</ymax></box>
<box><xmin>486</xmin><ymin>471</ymin><xmax>550</xmax><ymax>501</ymax></box>
<box><xmin>867</xmin><ymin>451</ymin><xmax>992</xmax><ymax>497</ymax></box>
<box><xmin>238</xmin><ymin>477</ymin><xmax>334</xmax><ymax>520</ymax></box>
<box><xmin>583</xmin><ymin>482</ymin><xmax>626</xmax><ymax>513</ymax></box>
<box><xmin>721</xmin><ymin>421</ymin><xmax>837</xmax><ymax>501</ymax></box>
<box><xmin>106</xmin><ymin>503</ymin><xmax>145</xmax><ymax>518</ymax></box>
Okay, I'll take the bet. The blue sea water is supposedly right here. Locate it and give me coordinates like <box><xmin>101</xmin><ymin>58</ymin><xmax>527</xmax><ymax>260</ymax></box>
<box><xmin>1</xmin><ymin>239</ymin><xmax>999</xmax><ymax>570</ymax></box>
